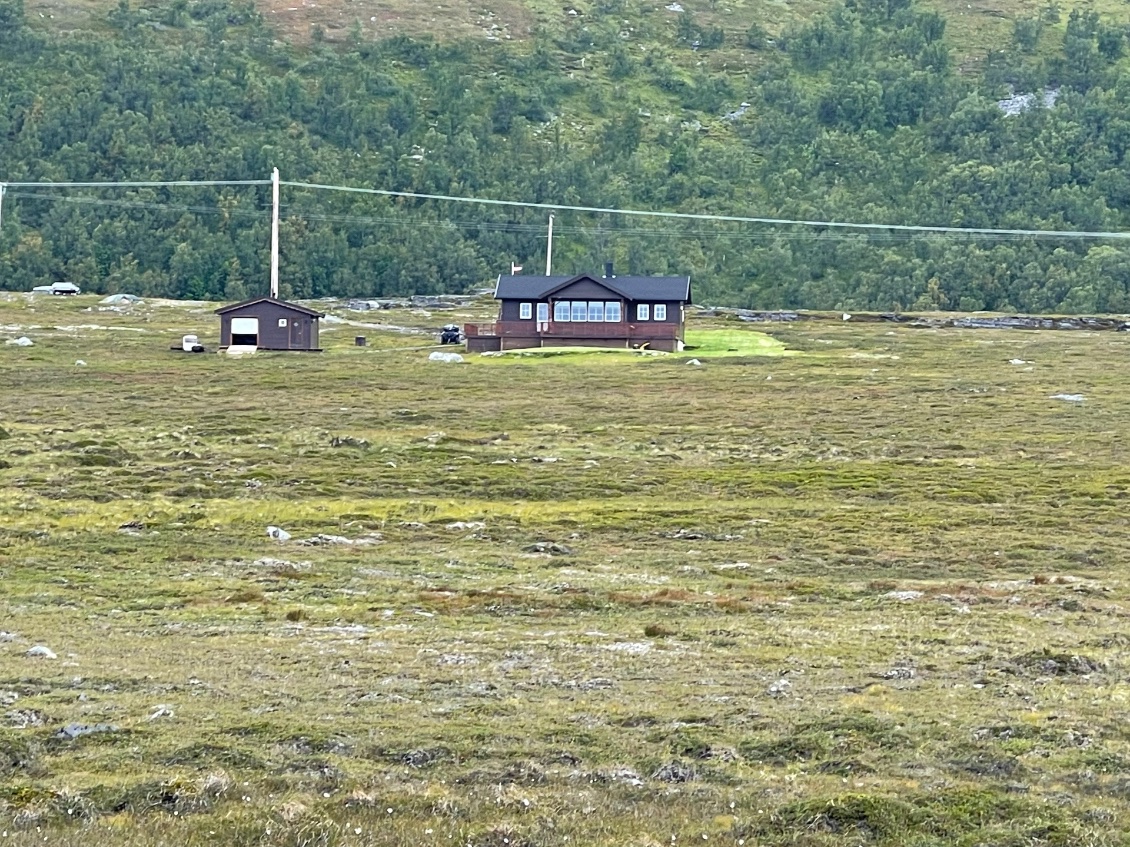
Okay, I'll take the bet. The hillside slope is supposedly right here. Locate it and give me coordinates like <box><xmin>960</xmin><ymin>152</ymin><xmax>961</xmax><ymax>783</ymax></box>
<box><xmin>24</xmin><ymin>0</ymin><xmax>1130</xmax><ymax>63</ymax></box>
<box><xmin>4</xmin><ymin>0</ymin><xmax>1130</xmax><ymax>311</ymax></box>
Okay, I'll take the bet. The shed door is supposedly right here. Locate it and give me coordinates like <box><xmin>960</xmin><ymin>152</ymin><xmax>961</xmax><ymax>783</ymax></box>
<box><xmin>290</xmin><ymin>317</ymin><xmax>307</xmax><ymax>349</ymax></box>
<box><xmin>230</xmin><ymin>317</ymin><xmax>259</xmax><ymax>346</ymax></box>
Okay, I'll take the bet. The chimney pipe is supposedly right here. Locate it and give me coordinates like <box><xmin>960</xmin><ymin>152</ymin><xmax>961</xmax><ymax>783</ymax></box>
<box><xmin>603</xmin><ymin>261</ymin><xmax>614</xmax><ymax>279</ymax></box>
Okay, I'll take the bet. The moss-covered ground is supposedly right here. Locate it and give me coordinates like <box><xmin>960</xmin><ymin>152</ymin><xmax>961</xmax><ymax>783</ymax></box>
<box><xmin>2</xmin><ymin>293</ymin><xmax>1130</xmax><ymax>845</ymax></box>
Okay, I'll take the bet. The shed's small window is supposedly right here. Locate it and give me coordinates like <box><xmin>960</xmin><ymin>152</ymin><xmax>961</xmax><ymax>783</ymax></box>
<box><xmin>605</xmin><ymin>302</ymin><xmax>622</xmax><ymax>322</ymax></box>
<box><xmin>536</xmin><ymin>303</ymin><xmax>549</xmax><ymax>322</ymax></box>
<box><xmin>637</xmin><ymin>304</ymin><xmax>650</xmax><ymax>321</ymax></box>
<box><xmin>554</xmin><ymin>301</ymin><xmax>570</xmax><ymax>322</ymax></box>
<box><xmin>654</xmin><ymin>304</ymin><xmax>667</xmax><ymax>321</ymax></box>
<box><xmin>519</xmin><ymin>302</ymin><xmax>532</xmax><ymax>320</ymax></box>
<box><xmin>278</xmin><ymin>318</ymin><xmax>288</xmax><ymax>327</ymax></box>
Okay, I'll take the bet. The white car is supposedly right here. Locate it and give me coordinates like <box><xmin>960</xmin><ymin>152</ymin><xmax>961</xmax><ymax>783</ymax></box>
<box><xmin>31</xmin><ymin>282</ymin><xmax>81</xmax><ymax>295</ymax></box>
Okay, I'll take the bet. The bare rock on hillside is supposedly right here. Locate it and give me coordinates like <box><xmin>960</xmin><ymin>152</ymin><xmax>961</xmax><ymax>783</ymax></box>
<box><xmin>767</xmin><ymin>678</ymin><xmax>792</xmax><ymax>698</ymax></box>
<box><xmin>25</xmin><ymin>645</ymin><xmax>57</xmax><ymax>660</ymax></box>
<box><xmin>330</xmin><ymin>436</ymin><xmax>369</xmax><ymax>449</ymax></box>
<box><xmin>7</xmin><ymin>709</ymin><xmax>48</xmax><ymax>728</ymax></box>
<box><xmin>1009</xmin><ymin>650</ymin><xmax>1102</xmax><ymax>677</ymax></box>
<box><xmin>251</xmin><ymin>557</ymin><xmax>310</xmax><ymax>573</ymax></box>
<box><xmin>651</xmin><ymin>761</ymin><xmax>696</xmax><ymax>783</ymax></box>
<box><xmin>56</xmin><ymin>722</ymin><xmax>119</xmax><ymax>740</ymax></box>
<box><xmin>523</xmin><ymin>541</ymin><xmax>575</xmax><ymax>556</ymax></box>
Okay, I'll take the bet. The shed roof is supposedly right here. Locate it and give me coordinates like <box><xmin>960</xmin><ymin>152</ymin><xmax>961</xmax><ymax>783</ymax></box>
<box><xmin>214</xmin><ymin>296</ymin><xmax>326</xmax><ymax>318</ymax></box>
<box><xmin>495</xmin><ymin>273</ymin><xmax>691</xmax><ymax>303</ymax></box>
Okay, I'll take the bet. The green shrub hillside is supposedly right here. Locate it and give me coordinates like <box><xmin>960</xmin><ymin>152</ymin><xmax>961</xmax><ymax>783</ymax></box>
<box><xmin>4</xmin><ymin>0</ymin><xmax>1130</xmax><ymax>310</ymax></box>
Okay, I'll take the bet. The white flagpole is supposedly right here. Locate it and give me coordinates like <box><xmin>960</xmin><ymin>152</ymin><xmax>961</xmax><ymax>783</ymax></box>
<box><xmin>545</xmin><ymin>213</ymin><xmax>554</xmax><ymax>276</ymax></box>
<box><xmin>0</xmin><ymin>184</ymin><xmax>6</xmax><ymax>235</ymax></box>
<box><xmin>270</xmin><ymin>168</ymin><xmax>280</xmax><ymax>299</ymax></box>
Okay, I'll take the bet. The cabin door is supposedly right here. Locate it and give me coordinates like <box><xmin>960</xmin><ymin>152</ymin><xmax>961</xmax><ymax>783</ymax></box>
<box><xmin>289</xmin><ymin>317</ymin><xmax>307</xmax><ymax>349</ymax></box>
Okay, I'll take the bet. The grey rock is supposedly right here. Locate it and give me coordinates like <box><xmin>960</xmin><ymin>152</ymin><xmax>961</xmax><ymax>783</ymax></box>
<box><xmin>651</xmin><ymin>761</ymin><xmax>696</xmax><ymax>783</ymax></box>
<box><xmin>428</xmin><ymin>351</ymin><xmax>464</xmax><ymax>364</ymax></box>
<box><xmin>26</xmin><ymin>645</ymin><xmax>57</xmax><ymax>660</ymax></box>
<box><xmin>767</xmin><ymin>678</ymin><xmax>791</xmax><ymax>697</ymax></box>
<box><xmin>330</xmin><ymin>436</ymin><xmax>369</xmax><ymax>449</ymax></box>
<box><xmin>523</xmin><ymin>541</ymin><xmax>575</xmax><ymax>556</ymax></box>
<box><xmin>884</xmin><ymin>590</ymin><xmax>924</xmax><ymax>601</ymax></box>
<box><xmin>56</xmin><ymin>722</ymin><xmax>119</xmax><ymax>740</ymax></box>
<box><xmin>251</xmin><ymin>557</ymin><xmax>310</xmax><ymax>573</ymax></box>
<box><xmin>7</xmin><ymin>709</ymin><xmax>47</xmax><ymax>728</ymax></box>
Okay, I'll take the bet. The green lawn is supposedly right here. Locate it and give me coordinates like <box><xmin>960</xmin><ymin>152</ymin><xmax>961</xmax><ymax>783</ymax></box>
<box><xmin>682</xmin><ymin>327</ymin><xmax>794</xmax><ymax>357</ymax></box>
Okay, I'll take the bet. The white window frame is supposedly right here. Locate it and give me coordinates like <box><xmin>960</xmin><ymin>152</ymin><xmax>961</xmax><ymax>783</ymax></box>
<box><xmin>278</xmin><ymin>318</ymin><xmax>288</xmax><ymax>327</ymax></box>
<box><xmin>519</xmin><ymin>302</ymin><xmax>532</xmax><ymax>320</ymax></box>
<box><xmin>588</xmin><ymin>301</ymin><xmax>604</xmax><ymax>322</ymax></box>
<box><xmin>554</xmin><ymin>301</ymin><xmax>570</xmax><ymax>322</ymax></box>
<box><xmin>605</xmin><ymin>301</ymin><xmax>622</xmax><ymax>322</ymax></box>
<box><xmin>637</xmin><ymin>304</ymin><xmax>650</xmax><ymax>321</ymax></box>
<box><xmin>536</xmin><ymin>303</ymin><xmax>549</xmax><ymax>322</ymax></box>
<box><xmin>654</xmin><ymin>304</ymin><xmax>667</xmax><ymax>321</ymax></box>
<box><xmin>571</xmin><ymin>301</ymin><xmax>587</xmax><ymax>322</ymax></box>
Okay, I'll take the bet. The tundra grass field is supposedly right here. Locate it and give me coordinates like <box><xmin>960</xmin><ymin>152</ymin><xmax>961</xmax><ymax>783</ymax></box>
<box><xmin>2</xmin><ymin>293</ymin><xmax>1130</xmax><ymax>846</ymax></box>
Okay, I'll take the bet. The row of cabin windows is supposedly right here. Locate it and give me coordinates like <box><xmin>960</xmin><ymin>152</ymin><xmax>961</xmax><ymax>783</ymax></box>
<box><xmin>518</xmin><ymin>301</ymin><xmax>667</xmax><ymax>322</ymax></box>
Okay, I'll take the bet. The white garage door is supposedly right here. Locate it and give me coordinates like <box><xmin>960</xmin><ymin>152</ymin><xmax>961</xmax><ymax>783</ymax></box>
<box><xmin>231</xmin><ymin>317</ymin><xmax>259</xmax><ymax>335</ymax></box>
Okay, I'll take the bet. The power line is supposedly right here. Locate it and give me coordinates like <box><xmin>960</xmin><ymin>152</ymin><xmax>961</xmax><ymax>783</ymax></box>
<box><xmin>4</xmin><ymin>175</ymin><xmax>1127</xmax><ymax>242</ymax></box>
<box><xmin>282</xmin><ymin>180</ymin><xmax>1130</xmax><ymax>241</ymax></box>
<box><xmin>7</xmin><ymin>190</ymin><xmax>271</xmax><ymax>220</ymax></box>
<box><xmin>4</xmin><ymin>179</ymin><xmax>270</xmax><ymax>188</ymax></box>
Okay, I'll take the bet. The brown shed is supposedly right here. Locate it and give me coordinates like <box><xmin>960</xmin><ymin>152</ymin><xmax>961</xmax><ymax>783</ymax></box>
<box><xmin>215</xmin><ymin>297</ymin><xmax>324</xmax><ymax>352</ymax></box>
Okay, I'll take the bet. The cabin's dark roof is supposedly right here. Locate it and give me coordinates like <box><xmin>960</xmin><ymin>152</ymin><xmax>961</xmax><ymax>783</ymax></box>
<box><xmin>495</xmin><ymin>273</ymin><xmax>691</xmax><ymax>302</ymax></box>
<box><xmin>214</xmin><ymin>296</ymin><xmax>325</xmax><ymax>318</ymax></box>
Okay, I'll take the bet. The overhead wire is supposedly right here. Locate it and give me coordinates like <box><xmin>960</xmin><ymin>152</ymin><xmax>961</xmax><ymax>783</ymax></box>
<box><xmin>7</xmin><ymin>190</ymin><xmax>271</xmax><ymax>220</ymax></box>
<box><xmin>4</xmin><ymin>179</ymin><xmax>271</xmax><ymax>188</ymax></box>
<box><xmin>1</xmin><ymin>177</ymin><xmax>1122</xmax><ymax>243</ymax></box>
<box><xmin>281</xmin><ymin>180</ymin><xmax>1130</xmax><ymax>241</ymax></box>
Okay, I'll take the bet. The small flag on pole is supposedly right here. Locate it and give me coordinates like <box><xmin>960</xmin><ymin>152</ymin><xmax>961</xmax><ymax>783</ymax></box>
<box><xmin>511</xmin><ymin>263</ymin><xmax>523</xmax><ymax>274</ymax></box>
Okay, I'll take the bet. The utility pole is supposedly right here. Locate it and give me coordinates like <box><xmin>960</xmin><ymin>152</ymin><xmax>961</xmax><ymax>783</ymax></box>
<box><xmin>545</xmin><ymin>213</ymin><xmax>554</xmax><ymax>276</ymax></box>
<box><xmin>270</xmin><ymin>168</ymin><xmax>280</xmax><ymax>299</ymax></box>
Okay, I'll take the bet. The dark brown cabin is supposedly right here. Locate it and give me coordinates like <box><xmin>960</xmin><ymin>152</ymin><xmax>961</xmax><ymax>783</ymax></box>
<box><xmin>215</xmin><ymin>297</ymin><xmax>324</xmax><ymax>352</ymax></box>
<box><xmin>465</xmin><ymin>264</ymin><xmax>692</xmax><ymax>353</ymax></box>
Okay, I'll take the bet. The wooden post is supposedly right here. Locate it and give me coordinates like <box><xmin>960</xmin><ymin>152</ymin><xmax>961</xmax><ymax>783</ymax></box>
<box><xmin>270</xmin><ymin>168</ymin><xmax>280</xmax><ymax>299</ymax></box>
<box><xmin>545</xmin><ymin>213</ymin><xmax>554</xmax><ymax>276</ymax></box>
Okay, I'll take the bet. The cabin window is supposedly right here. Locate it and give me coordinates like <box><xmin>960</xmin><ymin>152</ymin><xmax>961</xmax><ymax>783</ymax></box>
<box><xmin>537</xmin><ymin>303</ymin><xmax>549</xmax><ymax>322</ymax></box>
<box><xmin>588</xmin><ymin>301</ymin><xmax>604</xmax><ymax>322</ymax></box>
<box><xmin>571</xmin><ymin>301</ymin><xmax>587</xmax><ymax>322</ymax></box>
<box><xmin>637</xmin><ymin>304</ymin><xmax>650</xmax><ymax>321</ymax></box>
<box><xmin>519</xmin><ymin>302</ymin><xmax>532</xmax><ymax>319</ymax></box>
<box><xmin>605</xmin><ymin>302</ymin><xmax>622</xmax><ymax>322</ymax></box>
<box><xmin>278</xmin><ymin>318</ymin><xmax>288</xmax><ymax>327</ymax></box>
<box><xmin>654</xmin><ymin>304</ymin><xmax>667</xmax><ymax>321</ymax></box>
<box><xmin>554</xmin><ymin>301</ymin><xmax>570</xmax><ymax>322</ymax></box>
